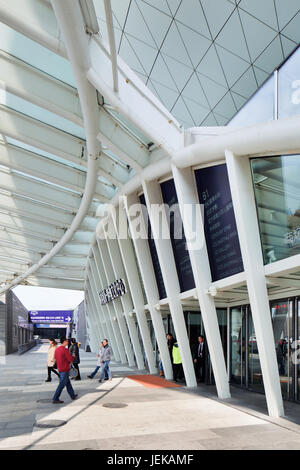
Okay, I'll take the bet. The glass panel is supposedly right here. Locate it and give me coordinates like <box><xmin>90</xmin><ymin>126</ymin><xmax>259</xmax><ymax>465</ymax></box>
<box><xmin>271</xmin><ymin>300</ymin><xmax>293</xmax><ymax>400</ymax></box>
<box><xmin>278</xmin><ymin>46</ymin><xmax>300</xmax><ymax>119</ymax></box>
<box><xmin>248</xmin><ymin>310</ymin><xmax>264</xmax><ymax>393</ymax></box>
<box><xmin>217</xmin><ymin>308</ymin><xmax>228</xmax><ymax>364</ymax></box>
<box><xmin>230</xmin><ymin>307</ymin><xmax>246</xmax><ymax>385</ymax></box>
<box><xmin>297</xmin><ymin>299</ymin><xmax>300</xmax><ymax>402</ymax></box>
<box><xmin>228</xmin><ymin>75</ymin><xmax>274</xmax><ymax>127</ymax></box>
<box><xmin>251</xmin><ymin>155</ymin><xmax>300</xmax><ymax>264</ymax></box>
<box><xmin>0</xmin><ymin>22</ymin><xmax>76</xmax><ymax>87</ymax></box>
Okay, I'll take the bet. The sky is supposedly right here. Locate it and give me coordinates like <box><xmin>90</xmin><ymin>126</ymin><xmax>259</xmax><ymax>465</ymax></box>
<box><xmin>13</xmin><ymin>285</ymin><xmax>84</xmax><ymax>311</ymax></box>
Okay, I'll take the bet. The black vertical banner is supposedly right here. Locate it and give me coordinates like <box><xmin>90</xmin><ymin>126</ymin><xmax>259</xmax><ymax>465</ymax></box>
<box><xmin>139</xmin><ymin>194</ymin><xmax>167</xmax><ymax>300</ymax></box>
<box><xmin>160</xmin><ymin>179</ymin><xmax>195</xmax><ymax>293</ymax></box>
<box><xmin>195</xmin><ymin>164</ymin><xmax>244</xmax><ymax>282</ymax></box>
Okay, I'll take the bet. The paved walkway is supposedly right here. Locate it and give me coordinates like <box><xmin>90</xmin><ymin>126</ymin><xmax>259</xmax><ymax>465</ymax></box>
<box><xmin>1</xmin><ymin>345</ymin><xmax>300</xmax><ymax>450</ymax></box>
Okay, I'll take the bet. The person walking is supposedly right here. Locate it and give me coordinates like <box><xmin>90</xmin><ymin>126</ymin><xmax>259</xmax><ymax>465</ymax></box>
<box><xmin>45</xmin><ymin>338</ymin><xmax>60</xmax><ymax>382</ymax></box>
<box><xmin>52</xmin><ymin>336</ymin><xmax>78</xmax><ymax>404</ymax></box>
<box><xmin>69</xmin><ymin>338</ymin><xmax>81</xmax><ymax>381</ymax></box>
<box><xmin>98</xmin><ymin>339</ymin><xmax>112</xmax><ymax>383</ymax></box>
<box><xmin>87</xmin><ymin>341</ymin><xmax>106</xmax><ymax>379</ymax></box>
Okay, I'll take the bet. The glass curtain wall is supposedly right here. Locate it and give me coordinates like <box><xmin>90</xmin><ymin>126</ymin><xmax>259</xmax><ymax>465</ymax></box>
<box><xmin>251</xmin><ymin>155</ymin><xmax>300</xmax><ymax>264</ymax></box>
<box><xmin>230</xmin><ymin>299</ymin><xmax>300</xmax><ymax>401</ymax></box>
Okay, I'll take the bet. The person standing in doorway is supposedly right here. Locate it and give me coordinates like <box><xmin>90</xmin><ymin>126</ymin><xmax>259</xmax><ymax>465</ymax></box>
<box><xmin>98</xmin><ymin>339</ymin><xmax>112</xmax><ymax>383</ymax></box>
<box><xmin>194</xmin><ymin>335</ymin><xmax>206</xmax><ymax>383</ymax></box>
<box><xmin>69</xmin><ymin>338</ymin><xmax>81</xmax><ymax>381</ymax></box>
<box><xmin>172</xmin><ymin>340</ymin><xmax>183</xmax><ymax>382</ymax></box>
<box><xmin>45</xmin><ymin>338</ymin><xmax>60</xmax><ymax>382</ymax></box>
<box><xmin>52</xmin><ymin>337</ymin><xmax>78</xmax><ymax>404</ymax></box>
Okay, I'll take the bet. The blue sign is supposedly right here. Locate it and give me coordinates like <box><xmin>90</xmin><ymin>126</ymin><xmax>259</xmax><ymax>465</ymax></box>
<box><xmin>29</xmin><ymin>310</ymin><xmax>73</xmax><ymax>324</ymax></box>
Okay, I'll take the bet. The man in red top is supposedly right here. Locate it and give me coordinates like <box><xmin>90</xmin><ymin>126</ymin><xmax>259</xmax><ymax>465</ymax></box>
<box><xmin>52</xmin><ymin>337</ymin><xmax>78</xmax><ymax>404</ymax></box>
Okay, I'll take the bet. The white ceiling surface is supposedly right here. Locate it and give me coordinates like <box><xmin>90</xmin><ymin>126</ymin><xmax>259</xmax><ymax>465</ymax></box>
<box><xmin>95</xmin><ymin>0</ymin><xmax>300</xmax><ymax>127</ymax></box>
<box><xmin>0</xmin><ymin>0</ymin><xmax>299</xmax><ymax>291</ymax></box>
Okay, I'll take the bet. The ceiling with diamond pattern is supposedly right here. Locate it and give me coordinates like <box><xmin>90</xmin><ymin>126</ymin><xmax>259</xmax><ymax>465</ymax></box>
<box><xmin>94</xmin><ymin>0</ymin><xmax>300</xmax><ymax>127</ymax></box>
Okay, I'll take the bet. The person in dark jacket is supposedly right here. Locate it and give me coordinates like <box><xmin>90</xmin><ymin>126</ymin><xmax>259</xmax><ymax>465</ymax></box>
<box><xmin>193</xmin><ymin>335</ymin><xmax>206</xmax><ymax>383</ymax></box>
<box><xmin>69</xmin><ymin>338</ymin><xmax>81</xmax><ymax>381</ymax></box>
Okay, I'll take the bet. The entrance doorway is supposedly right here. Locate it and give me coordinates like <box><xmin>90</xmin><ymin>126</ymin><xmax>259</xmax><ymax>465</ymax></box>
<box><xmin>230</xmin><ymin>297</ymin><xmax>300</xmax><ymax>402</ymax></box>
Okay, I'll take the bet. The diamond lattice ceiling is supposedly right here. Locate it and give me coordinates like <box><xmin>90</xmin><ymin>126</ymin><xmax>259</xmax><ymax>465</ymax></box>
<box><xmin>94</xmin><ymin>0</ymin><xmax>300</xmax><ymax>127</ymax></box>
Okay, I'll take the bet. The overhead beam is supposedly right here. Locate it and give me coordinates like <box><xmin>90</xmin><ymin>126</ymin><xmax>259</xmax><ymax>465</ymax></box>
<box><xmin>0</xmin><ymin>142</ymin><xmax>112</xmax><ymax>201</ymax></box>
<box><xmin>0</xmin><ymin>193</ymin><xmax>97</xmax><ymax>229</ymax></box>
<box><xmin>87</xmin><ymin>35</ymin><xmax>183</xmax><ymax>156</ymax></box>
<box><xmin>0</xmin><ymin>0</ymin><xmax>67</xmax><ymax>57</ymax></box>
<box><xmin>25</xmin><ymin>276</ymin><xmax>84</xmax><ymax>290</ymax></box>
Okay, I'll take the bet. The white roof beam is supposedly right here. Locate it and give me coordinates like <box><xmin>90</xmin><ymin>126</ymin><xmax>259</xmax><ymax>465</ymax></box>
<box><xmin>0</xmin><ymin>50</ymin><xmax>82</xmax><ymax>124</ymax></box>
<box><xmin>0</xmin><ymin>193</ymin><xmax>97</xmax><ymax>228</ymax></box>
<box><xmin>0</xmin><ymin>142</ymin><xmax>111</xmax><ymax>201</ymax></box>
<box><xmin>0</xmin><ymin>233</ymin><xmax>54</xmax><ymax>252</ymax></box>
<box><xmin>0</xmin><ymin>105</ymin><xmax>86</xmax><ymax>165</ymax></box>
<box><xmin>0</xmin><ymin>50</ymin><xmax>135</xmax><ymax>185</ymax></box>
<box><xmin>97</xmin><ymin>107</ymin><xmax>149</xmax><ymax>171</ymax></box>
<box><xmin>0</xmin><ymin>212</ymin><xmax>65</xmax><ymax>241</ymax></box>
<box><xmin>0</xmin><ymin>0</ymin><xmax>67</xmax><ymax>57</ymax></box>
<box><xmin>36</xmin><ymin>266</ymin><xmax>85</xmax><ymax>279</ymax></box>
<box><xmin>25</xmin><ymin>277</ymin><xmax>84</xmax><ymax>290</ymax></box>
<box><xmin>0</xmin><ymin>168</ymin><xmax>85</xmax><ymax>211</ymax></box>
<box><xmin>87</xmin><ymin>35</ymin><xmax>183</xmax><ymax>156</ymax></box>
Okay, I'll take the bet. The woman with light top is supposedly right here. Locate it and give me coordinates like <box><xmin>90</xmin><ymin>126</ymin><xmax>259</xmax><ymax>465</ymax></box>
<box><xmin>45</xmin><ymin>338</ymin><xmax>60</xmax><ymax>382</ymax></box>
<box><xmin>87</xmin><ymin>341</ymin><xmax>109</xmax><ymax>380</ymax></box>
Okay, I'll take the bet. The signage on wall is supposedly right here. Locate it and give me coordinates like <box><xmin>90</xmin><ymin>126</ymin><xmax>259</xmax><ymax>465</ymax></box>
<box><xmin>195</xmin><ymin>164</ymin><xmax>244</xmax><ymax>282</ymax></box>
<box><xmin>99</xmin><ymin>279</ymin><xmax>127</xmax><ymax>305</ymax></box>
<box><xmin>29</xmin><ymin>310</ymin><xmax>73</xmax><ymax>324</ymax></box>
<box><xmin>160</xmin><ymin>178</ymin><xmax>195</xmax><ymax>293</ymax></box>
<box><xmin>139</xmin><ymin>194</ymin><xmax>167</xmax><ymax>300</ymax></box>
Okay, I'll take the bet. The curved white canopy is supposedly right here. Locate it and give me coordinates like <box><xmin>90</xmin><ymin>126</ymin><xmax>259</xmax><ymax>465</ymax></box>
<box><xmin>0</xmin><ymin>0</ymin><xmax>298</xmax><ymax>291</ymax></box>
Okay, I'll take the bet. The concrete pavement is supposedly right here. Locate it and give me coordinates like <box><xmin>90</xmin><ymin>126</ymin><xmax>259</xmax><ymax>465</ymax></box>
<box><xmin>1</xmin><ymin>345</ymin><xmax>300</xmax><ymax>450</ymax></box>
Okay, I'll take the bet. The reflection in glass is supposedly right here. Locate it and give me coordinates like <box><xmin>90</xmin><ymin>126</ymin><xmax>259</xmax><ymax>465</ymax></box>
<box><xmin>248</xmin><ymin>311</ymin><xmax>263</xmax><ymax>393</ymax></box>
<box><xmin>251</xmin><ymin>155</ymin><xmax>300</xmax><ymax>264</ymax></box>
<box><xmin>230</xmin><ymin>307</ymin><xmax>245</xmax><ymax>386</ymax></box>
<box><xmin>278</xmin><ymin>46</ymin><xmax>300</xmax><ymax>119</ymax></box>
<box><xmin>271</xmin><ymin>300</ymin><xmax>293</xmax><ymax>400</ymax></box>
<box><xmin>228</xmin><ymin>75</ymin><xmax>274</xmax><ymax>127</ymax></box>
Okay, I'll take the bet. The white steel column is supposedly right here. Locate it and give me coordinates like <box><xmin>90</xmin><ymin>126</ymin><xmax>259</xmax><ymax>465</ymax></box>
<box><xmin>94</xmin><ymin>241</ymin><xmax>127</xmax><ymax>363</ymax></box>
<box><xmin>111</xmin><ymin>204</ymin><xmax>157</xmax><ymax>374</ymax></box>
<box><xmin>142</xmin><ymin>179</ymin><xmax>197</xmax><ymax>387</ymax></box>
<box><xmin>88</xmin><ymin>261</ymin><xmax>110</xmax><ymax>340</ymax></box>
<box><xmin>124</xmin><ymin>193</ymin><xmax>173</xmax><ymax>380</ymax></box>
<box><xmin>84</xmin><ymin>294</ymin><xmax>97</xmax><ymax>351</ymax></box>
<box><xmin>86</xmin><ymin>276</ymin><xmax>105</xmax><ymax>340</ymax></box>
<box><xmin>85</xmin><ymin>293</ymin><xmax>101</xmax><ymax>350</ymax></box>
<box><xmin>105</xmin><ymin>228</ymin><xmax>145</xmax><ymax>370</ymax></box>
<box><xmin>172</xmin><ymin>165</ymin><xmax>230</xmax><ymax>399</ymax></box>
<box><xmin>98</xmin><ymin>236</ymin><xmax>136</xmax><ymax>367</ymax></box>
<box><xmin>225</xmin><ymin>150</ymin><xmax>284</xmax><ymax>417</ymax></box>
<box><xmin>85</xmin><ymin>288</ymin><xmax>101</xmax><ymax>351</ymax></box>
<box><xmin>91</xmin><ymin>245</ymin><xmax>121</xmax><ymax>362</ymax></box>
